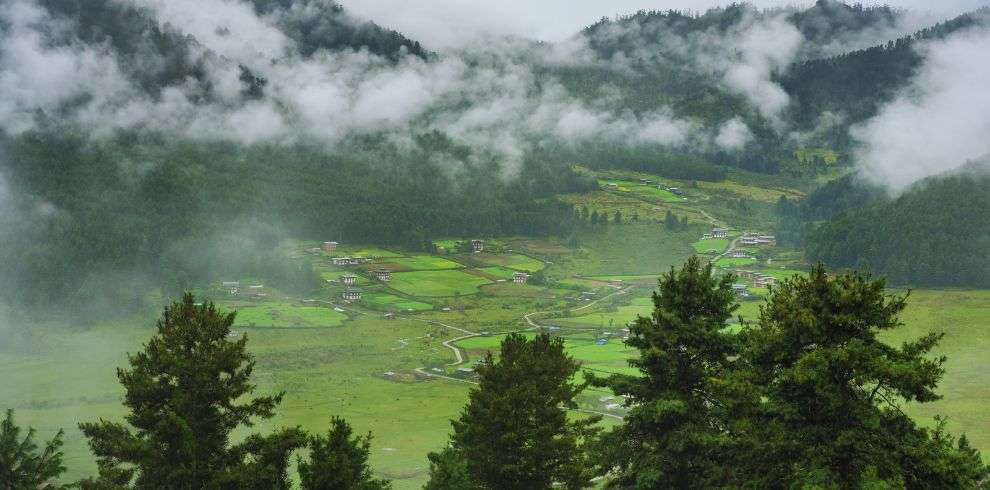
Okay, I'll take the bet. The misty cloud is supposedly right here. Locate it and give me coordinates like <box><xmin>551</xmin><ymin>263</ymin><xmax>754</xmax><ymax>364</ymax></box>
<box><xmin>715</xmin><ymin>117</ymin><xmax>754</xmax><ymax>150</ymax></box>
<box><xmin>853</xmin><ymin>26</ymin><xmax>990</xmax><ymax>191</ymax></box>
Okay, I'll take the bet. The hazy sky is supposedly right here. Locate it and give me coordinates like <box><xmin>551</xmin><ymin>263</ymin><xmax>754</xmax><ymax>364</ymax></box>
<box><xmin>340</xmin><ymin>0</ymin><xmax>986</xmax><ymax>48</ymax></box>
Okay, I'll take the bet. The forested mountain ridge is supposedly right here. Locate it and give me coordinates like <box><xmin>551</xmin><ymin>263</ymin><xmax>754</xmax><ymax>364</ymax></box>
<box><xmin>777</xmin><ymin>162</ymin><xmax>990</xmax><ymax>288</ymax></box>
<box><xmin>1</xmin><ymin>0</ymin><xmax>988</xmax><ymax>313</ymax></box>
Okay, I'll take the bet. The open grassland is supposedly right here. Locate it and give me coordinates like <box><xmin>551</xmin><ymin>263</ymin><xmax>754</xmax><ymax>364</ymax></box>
<box><xmin>693</xmin><ymin>238</ymin><xmax>729</xmax><ymax>253</ymax></box>
<box><xmin>882</xmin><ymin>289</ymin><xmax>990</xmax><ymax>458</ymax></box>
<box><xmin>0</xmin><ymin>315</ymin><xmax>476</xmax><ymax>488</ymax></box>
<box><xmin>386</xmin><ymin>255</ymin><xmax>463</xmax><ymax>271</ymax></box>
<box><xmin>474</xmin><ymin>253</ymin><xmax>545</xmax><ymax>272</ymax></box>
<box><xmin>476</xmin><ymin>266</ymin><xmax>518</xmax><ymax>279</ymax></box>
<box><xmin>551</xmin><ymin>223</ymin><xmax>696</xmax><ymax>278</ymax></box>
<box><xmin>696</xmin><ymin>179</ymin><xmax>805</xmax><ymax>203</ymax></box>
<box><xmin>598</xmin><ymin>179</ymin><xmax>684</xmax><ymax>203</ymax></box>
<box><xmin>560</xmin><ymin>297</ymin><xmax>654</xmax><ymax>329</ymax></box>
<box><xmin>361</xmin><ymin>293</ymin><xmax>433</xmax><ymax>312</ymax></box>
<box><xmin>228</xmin><ymin>302</ymin><xmax>348</xmax><ymax>328</ymax></box>
<box><xmin>389</xmin><ymin>270</ymin><xmax>492</xmax><ymax>297</ymax></box>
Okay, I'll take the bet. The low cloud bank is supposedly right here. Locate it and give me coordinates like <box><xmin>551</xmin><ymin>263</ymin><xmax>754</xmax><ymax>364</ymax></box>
<box><xmin>853</xmin><ymin>26</ymin><xmax>990</xmax><ymax>191</ymax></box>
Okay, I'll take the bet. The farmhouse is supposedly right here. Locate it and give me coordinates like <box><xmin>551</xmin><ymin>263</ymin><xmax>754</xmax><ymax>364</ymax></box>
<box><xmin>512</xmin><ymin>272</ymin><xmax>529</xmax><ymax>284</ymax></box>
<box><xmin>373</xmin><ymin>269</ymin><xmax>392</xmax><ymax>282</ymax></box>
<box><xmin>731</xmin><ymin>251</ymin><xmax>750</xmax><ymax>258</ymax></box>
<box><xmin>222</xmin><ymin>281</ymin><xmax>240</xmax><ymax>294</ymax></box>
<box><xmin>711</xmin><ymin>227</ymin><xmax>728</xmax><ymax>238</ymax></box>
<box><xmin>471</xmin><ymin>239</ymin><xmax>484</xmax><ymax>253</ymax></box>
<box><xmin>604</xmin><ymin>183</ymin><xmax>619</xmax><ymax>190</ymax></box>
<box><xmin>331</xmin><ymin>257</ymin><xmax>371</xmax><ymax>266</ymax></box>
<box><xmin>322</xmin><ymin>241</ymin><xmax>338</xmax><ymax>252</ymax></box>
<box><xmin>607</xmin><ymin>279</ymin><xmax>624</xmax><ymax>288</ymax></box>
<box><xmin>341</xmin><ymin>288</ymin><xmax>362</xmax><ymax>301</ymax></box>
<box><xmin>669</xmin><ymin>187</ymin><xmax>683</xmax><ymax>196</ymax></box>
<box><xmin>341</xmin><ymin>274</ymin><xmax>357</xmax><ymax>286</ymax></box>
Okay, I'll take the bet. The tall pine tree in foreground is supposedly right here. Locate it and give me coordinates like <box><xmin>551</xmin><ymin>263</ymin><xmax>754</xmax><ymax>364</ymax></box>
<box><xmin>78</xmin><ymin>293</ymin><xmax>306</xmax><ymax>488</ymax></box>
<box><xmin>737</xmin><ymin>265</ymin><xmax>988</xmax><ymax>488</ymax></box>
<box><xmin>430</xmin><ymin>333</ymin><xmax>599</xmax><ymax>489</ymax></box>
<box><xmin>590</xmin><ymin>256</ymin><xmax>740</xmax><ymax>488</ymax></box>
<box><xmin>0</xmin><ymin>409</ymin><xmax>66</xmax><ymax>489</ymax></box>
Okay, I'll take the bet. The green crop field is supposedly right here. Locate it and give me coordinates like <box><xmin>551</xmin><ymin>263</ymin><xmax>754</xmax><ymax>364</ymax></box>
<box><xmin>386</xmin><ymin>255</ymin><xmax>463</xmax><ymax>270</ymax></box>
<box><xmin>388</xmin><ymin>270</ymin><xmax>492</xmax><ymax>297</ymax></box>
<box><xmin>599</xmin><ymin>180</ymin><xmax>684</xmax><ymax>203</ymax></box>
<box><xmin>716</xmin><ymin>256</ymin><xmax>758</xmax><ymax>267</ymax></box>
<box><xmin>474</xmin><ymin>253</ymin><xmax>545</xmax><ymax>272</ymax></box>
<box><xmin>477</xmin><ymin>266</ymin><xmax>518</xmax><ymax>279</ymax></box>
<box><xmin>693</xmin><ymin>238</ymin><xmax>729</xmax><ymax>253</ymax></box>
<box><xmin>227</xmin><ymin>302</ymin><xmax>348</xmax><ymax>328</ymax></box>
<box><xmin>334</xmin><ymin>247</ymin><xmax>403</xmax><ymax>257</ymax></box>
<box><xmin>361</xmin><ymin>293</ymin><xmax>433</xmax><ymax>312</ymax></box>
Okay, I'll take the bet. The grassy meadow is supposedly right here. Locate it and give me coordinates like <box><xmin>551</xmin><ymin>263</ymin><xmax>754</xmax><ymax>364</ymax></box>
<box><xmin>388</xmin><ymin>270</ymin><xmax>492</xmax><ymax>297</ymax></box>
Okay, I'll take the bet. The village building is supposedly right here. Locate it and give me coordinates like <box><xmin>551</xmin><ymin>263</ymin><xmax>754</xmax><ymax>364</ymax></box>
<box><xmin>711</xmin><ymin>227</ymin><xmax>728</xmax><ymax>238</ymax></box>
<box><xmin>512</xmin><ymin>272</ymin><xmax>529</xmax><ymax>284</ymax></box>
<box><xmin>341</xmin><ymin>288</ymin><xmax>362</xmax><ymax>301</ymax></box>
<box><xmin>669</xmin><ymin>187</ymin><xmax>683</xmax><ymax>196</ymax></box>
<box><xmin>341</xmin><ymin>274</ymin><xmax>358</xmax><ymax>286</ymax></box>
<box><xmin>607</xmin><ymin>279</ymin><xmax>624</xmax><ymax>288</ymax></box>
<box><xmin>471</xmin><ymin>239</ymin><xmax>484</xmax><ymax>253</ymax></box>
<box><xmin>222</xmin><ymin>281</ymin><xmax>240</xmax><ymax>294</ymax></box>
<box><xmin>731</xmin><ymin>250</ymin><xmax>750</xmax><ymax>258</ymax></box>
<box><xmin>373</xmin><ymin>269</ymin><xmax>392</xmax><ymax>282</ymax></box>
<box><xmin>322</xmin><ymin>241</ymin><xmax>338</xmax><ymax>252</ymax></box>
<box><xmin>383</xmin><ymin>312</ymin><xmax>395</xmax><ymax>320</ymax></box>
<box><xmin>604</xmin><ymin>183</ymin><xmax>619</xmax><ymax>190</ymax></box>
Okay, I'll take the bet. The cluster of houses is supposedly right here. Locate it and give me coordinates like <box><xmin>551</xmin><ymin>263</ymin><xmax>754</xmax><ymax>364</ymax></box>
<box><xmin>512</xmin><ymin>272</ymin><xmax>529</xmax><ymax>284</ymax></box>
<box><xmin>330</xmin><ymin>256</ymin><xmax>374</xmax><ymax>266</ymax></box>
<box><xmin>739</xmin><ymin>233</ymin><xmax>777</xmax><ymax>247</ymax></box>
<box><xmin>702</xmin><ymin>227</ymin><xmax>729</xmax><ymax>240</ymax></box>
<box><xmin>372</xmin><ymin>269</ymin><xmax>392</xmax><ymax>282</ymax></box>
<box><xmin>734</xmin><ymin>269</ymin><xmax>778</xmax><ymax>288</ymax></box>
<box><xmin>471</xmin><ymin>239</ymin><xmax>484</xmax><ymax>253</ymax></box>
<box><xmin>729</xmin><ymin>250</ymin><xmax>752</xmax><ymax>259</ymax></box>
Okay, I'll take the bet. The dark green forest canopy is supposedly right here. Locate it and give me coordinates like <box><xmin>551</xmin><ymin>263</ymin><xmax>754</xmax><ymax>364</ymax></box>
<box><xmin>0</xmin><ymin>131</ymin><xmax>593</xmax><ymax>310</ymax></box>
<box><xmin>797</xmin><ymin>165</ymin><xmax>990</xmax><ymax>288</ymax></box>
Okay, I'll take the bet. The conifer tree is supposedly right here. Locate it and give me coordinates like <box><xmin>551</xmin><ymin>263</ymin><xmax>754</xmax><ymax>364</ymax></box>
<box><xmin>298</xmin><ymin>417</ymin><xmax>390</xmax><ymax>490</ymax></box>
<box><xmin>591</xmin><ymin>256</ymin><xmax>739</xmax><ymax>488</ymax></box>
<box><xmin>78</xmin><ymin>293</ymin><xmax>305</xmax><ymax>488</ymax></box>
<box><xmin>737</xmin><ymin>265</ymin><xmax>988</xmax><ymax>487</ymax></box>
<box><xmin>0</xmin><ymin>410</ymin><xmax>66</xmax><ymax>489</ymax></box>
<box><xmin>444</xmin><ymin>333</ymin><xmax>599</xmax><ymax>489</ymax></box>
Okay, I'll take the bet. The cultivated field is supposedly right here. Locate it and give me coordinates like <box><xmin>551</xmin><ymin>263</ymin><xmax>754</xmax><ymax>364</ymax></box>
<box><xmin>228</xmin><ymin>302</ymin><xmax>348</xmax><ymax>328</ymax></box>
<box><xmin>388</xmin><ymin>270</ymin><xmax>492</xmax><ymax>297</ymax></box>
